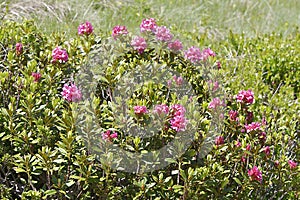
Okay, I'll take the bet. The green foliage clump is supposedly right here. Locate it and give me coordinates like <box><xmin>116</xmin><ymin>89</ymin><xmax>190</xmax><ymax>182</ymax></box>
<box><xmin>0</xmin><ymin>20</ymin><xmax>299</xmax><ymax>200</ymax></box>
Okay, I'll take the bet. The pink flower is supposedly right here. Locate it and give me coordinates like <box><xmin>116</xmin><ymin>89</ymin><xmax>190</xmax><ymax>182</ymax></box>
<box><xmin>134</xmin><ymin>105</ymin><xmax>148</xmax><ymax>115</ymax></box>
<box><xmin>246</xmin><ymin>144</ymin><xmax>251</xmax><ymax>151</ymax></box>
<box><xmin>184</xmin><ymin>46</ymin><xmax>203</xmax><ymax>64</ymax></box>
<box><xmin>170</xmin><ymin>115</ymin><xmax>187</xmax><ymax>132</ymax></box>
<box><xmin>52</xmin><ymin>46</ymin><xmax>68</xmax><ymax>63</ymax></box>
<box><xmin>263</xmin><ymin>146</ymin><xmax>270</xmax><ymax>155</ymax></box>
<box><xmin>167</xmin><ymin>80</ymin><xmax>172</xmax><ymax>87</ymax></box>
<box><xmin>235</xmin><ymin>140</ymin><xmax>241</xmax><ymax>147</ymax></box>
<box><xmin>248</xmin><ymin>166</ymin><xmax>262</xmax><ymax>182</ymax></box>
<box><xmin>168</xmin><ymin>39</ymin><xmax>183</xmax><ymax>52</ymax></box>
<box><xmin>131</xmin><ymin>36</ymin><xmax>147</xmax><ymax>54</ymax></box>
<box><xmin>170</xmin><ymin>104</ymin><xmax>186</xmax><ymax>117</ymax></box>
<box><xmin>78</xmin><ymin>21</ymin><xmax>93</xmax><ymax>36</ymax></box>
<box><xmin>102</xmin><ymin>130</ymin><xmax>118</xmax><ymax>141</ymax></box>
<box><xmin>245</xmin><ymin>122</ymin><xmax>261</xmax><ymax>133</ymax></box>
<box><xmin>31</xmin><ymin>72</ymin><xmax>41</xmax><ymax>82</ymax></box>
<box><xmin>154</xmin><ymin>26</ymin><xmax>173</xmax><ymax>42</ymax></box>
<box><xmin>236</xmin><ymin>89</ymin><xmax>254</xmax><ymax>104</ymax></box>
<box><xmin>229</xmin><ymin>110</ymin><xmax>239</xmax><ymax>121</ymax></box>
<box><xmin>154</xmin><ymin>104</ymin><xmax>169</xmax><ymax>115</ymax></box>
<box><xmin>140</xmin><ymin>18</ymin><xmax>157</xmax><ymax>32</ymax></box>
<box><xmin>112</xmin><ymin>25</ymin><xmax>128</xmax><ymax>39</ymax></box>
<box><xmin>202</xmin><ymin>48</ymin><xmax>216</xmax><ymax>60</ymax></box>
<box><xmin>241</xmin><ymin>156</ymin><xmax>246</xmax><ymax>163</ymax></box>
<box><xmin>173</xmin><ymin>75</ymin><xmax>183</xmax><ymax>86</ymax></box>
<box><xmin>288</xmin><ymin>160</ymin><xmax>297</xmax><ymax>169</ymax></box>
<box><xmin>274</xmin><ymin>160</ymin><xmax>280</xmax><ymax>167</ymax></box>
<box><xmin>216</xmin><ymin>61</ymin><xmax>221</xmax><ymax>69</ymax></box>
<box><xmin>215</xmin><ymin>136</ymin><xmax>224</xmax><ymax>146</ymax></box>
<box><xmin>16</xmin><ymin>43</ymin><xmax>23</xmax><ymax>55</ymax></box>
<box><xmin>262</xmin><ymin>117</ymin><xmax>267</xmax><ymax>126</ymax></box>
<box><xmin>208</xmin><ymin>97</ymin><xmax>225</xmax><ymax>109</ymax></box>
<box><xmin>62</xmin><ymin>83</ymin><xmax>82</xmax><ymax>102</ymax></box>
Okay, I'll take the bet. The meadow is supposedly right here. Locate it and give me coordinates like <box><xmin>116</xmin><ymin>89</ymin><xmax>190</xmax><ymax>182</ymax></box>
<box><xmin>0</xmin><ymin>0</ymin><xmax>299</xmax><ymax>199</ymax></box>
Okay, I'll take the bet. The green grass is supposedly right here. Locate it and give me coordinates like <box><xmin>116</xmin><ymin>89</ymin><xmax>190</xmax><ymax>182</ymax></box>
<box><xmin>1</xmin><ymin>0</ymin><xmax>300</xmax><ymax>38</ymax></box>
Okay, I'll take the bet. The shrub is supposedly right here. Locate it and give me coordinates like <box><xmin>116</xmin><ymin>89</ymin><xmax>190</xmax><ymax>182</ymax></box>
<box><xmin>0</xmin><ymin>19</ymin><xmax>299</xmax><ymax>200</ymax></box>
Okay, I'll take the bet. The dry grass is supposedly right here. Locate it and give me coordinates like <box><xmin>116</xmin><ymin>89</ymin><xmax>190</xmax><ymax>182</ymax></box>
<box><xmin>1</xmin><ymin>0</ymin><xmax>299</xmax><ymax>38</ymax></box>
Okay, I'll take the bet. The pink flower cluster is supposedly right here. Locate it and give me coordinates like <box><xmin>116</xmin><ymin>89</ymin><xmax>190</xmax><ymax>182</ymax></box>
<box><xmin>112</xmin><ymin>25</ymin><xmax>128</xmax><ymax>39</ymax></box>
<box><xmin>52</xmin><ymin>46</ymin><xmax>68</xmax><ymax>63</ymax></box>
<box><xmin>153</xmin><ymin>104</ymin><xmax>187</xmax><ymax>132</ymax></box>
<box><xmin>131</xmin><ymin>36</ymin><xmax>147</xmax><ymax>54</ymax></box>
<box><xmin>229</xmin><ymin>110</ymin><xmax>239</xmax><ymax>121</ymax></box>
<box><xmin>184</xmin><ymin>47</ymin><xmax>216</xmax><ymax>64</ymax></box>
<box><xmin>102</xmin><ymin>130</ymin><xmax>118</xmax><ymax>142</ymax></box>
<box><xmin>16</xmin><ymin>43</ymin><xmax>23</xmax><ymax>55</ymax></box>
<box><xmin>173</xmin><ymin>75</ymin><xmax>183</xmax><ymax>86</ymax></box>
<box><xmin>215</xmin><ymin>136</ymin><xmax>224</xmax><ymax>146</ymax></box>
<box><xmin>288</xmin><ymin>160</ymin><xmax>297</xmax><ymax>169</ymax></box>
<box><xmin>245</xmin><ymin>122</ymin><xmax>261</xmax><ymax>133</ymax></box>
<box><xmin>208</xmin><ymin>97</ymin><xmax>225</xmax><ymax>109</ymax></box>
<box><xmin>62</xmin><ymin>83</ymin><xmax>82</xmax><ymax>102</ymax></box>
<box><xmin>169</xmin><ymin>104</ymin><xmax>187</xmax><ymax>132</ymax></box>
<box><xmin>140</xmin><ymin>18</ymin><xmax>157</xmax><ymax>32</ymax></box>
<box><xmin>134</xmin><ymin>105</ymin><xmax>148</xmax><ymax>115</ymax></box>
<box><xmin>236</xmin><ymin>89</ymin><xmax>254</xmax><ymax>104</ymax></box>
<box><xmin>32</xmin><ymin>72</ymin><xmax>41</xmax><ymax>82</ymax></box>
<box><xmin>202</xmin><ymin>48</ymin><xmax>216</xmax><ymax>57</ymax></box>
<box><xmin>248</xmin><ymin>166</ymin><xmax>262</xmax><ymax>182</ymax></box>
<box><xmin>154</xmin><ymin>26</ymin><xmax>173</xmax><ymax>42</ymax></box>
<box><xmin>168</xmin><ymin>40</ymin><xmax>183</xmax><ymax>52</ymax></box>
<box><xmin>184</xmin><ymin>46</ymin><xmax>202</xmax><ymax>64</ymax></box>
<box><xmin>78</xmin><ymin>21</ymin><xmax>93</xmax><ymax>36</ymax></box>
<box><xmin>154</xmin><ymin>104</ymin><xmax>169</xmax><ymax>115</ymax></box>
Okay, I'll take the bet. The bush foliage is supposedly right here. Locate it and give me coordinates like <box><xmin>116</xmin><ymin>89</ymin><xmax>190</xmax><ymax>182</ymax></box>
<box><xmin>0</xmin><ymin>20</ymin><xmax>299</xmax><ymax>199</ymax></box>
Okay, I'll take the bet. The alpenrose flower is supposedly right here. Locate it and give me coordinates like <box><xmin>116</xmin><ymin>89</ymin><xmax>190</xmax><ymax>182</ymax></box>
<box><xmin>131</xmin><ymin>36</ymin><xmax>147</xmax><ymax>54</ymax></box>
<box><xmin>78</xmin><ymin>21</ymin><xmax>93</xmax><ymax>36</ymax></box>
<box><xmin>154</xmin><ymin>26</ymin><xmax>173</xmax><ymax>42</ymax></box>
<box><xmin>170</xmin><ymin>114</ymin><xmax>187</xmax><ymax>132</ymax></box>
<box><xmin>112</xmin><ymin>25</ymin><xmax>128</xmax><ymax>39</ymax></box>
<box><xmin>263</xmin><ymin>146</ymin><xmax>270</xmax><ymax>155</ymax></box>
<box><xmin>236</xmin><ymin>89</ymin><xmax>254</xmax><ymax>104</ymax></box>
<box><xmin>102</xmin><ymin>130</ymin><xmax>118</xmax><ymax>142</ymax></box>
<box><xmin>16</xmin><ymin>43</ymin><xmax>23</xmax><ymax>55</ymax></box>
<box><xmin>215</xmin><ymin>136</ymin><xmax>224</xmax><ymax>146</ymax></box>
<box><xmin>62</xmin><ymin>83</ymin><xmax>82</xmax><ymax>102</ymax></box>
<box><xmin>170</xmin><ymin>104</ymin><xmax>186</xmax><ymax>117</ymax></box>
<box><xmin>202</xmin><ymin>48</ymin><xmax>216</xmax><ymax>60</ymax></box>
<box><xmin>245</xmin><ymin>122</ymin><xmax>261</xmax><ymax>133</ymax></box>
<box><xmin>208</xmin><ymin>97</ymin><xmax>225</xmax><ymax>109</ymax></box>
<box><xmin>52</xmin><ymin>47</ymin><xmax>68</xmax><ymax>63</ymax></box>
<box><xmin>154</xmin><ymin>104</ymin><xmax>169</xmax><ymax>115</ymax></box>
<box><xmin>229</xmin><ymin>110</ymin><xmax>239</xmax><ymax>121</ymax></box>
<box><xmin>168</xmin><ymin>39</ymin><xmax>183</xmax><ymax>52</ymax></box>
<box><xmin>134</xmin><ymin>105</ymin><xmax>148</xmax><ymax>115</ymax></box>
<box><xmin>31</xmin><ymin>72</ymin><xmax>41</xmax><ymax>82</ymax></box>
<box><xmin>248</xmin><ymin>166</ymin><xmax>262</xmax><ymax>182</ymax></box>
<box><xmin>140</xmin><ymin>18</ymin><xmax>157</xmax><ymax>32</ymax></box>
<box><xmin>173</xmin><ymin>75</ymin><xmax>183</xmax><ymax>86</ymax></box>
<box><xmin>288</xmin><ymin>160</ymin><xmax>297</xmax><ymax>169</ymax></box>
<box><xmin>184</xmin><ymin>46</ymin><xmax>202</xmax><ymax>64</ymax></box>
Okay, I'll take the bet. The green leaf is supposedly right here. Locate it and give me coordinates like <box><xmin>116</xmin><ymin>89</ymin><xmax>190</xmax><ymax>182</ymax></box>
<box><xmin>233</xmin><ymin>177</ymin><xmax>242</xmax><ymax>185</ymax></box>
<box><xmin>14</xmin><ymin>167</ymin><xmax>26</xmax><ymax>173</ymax></box>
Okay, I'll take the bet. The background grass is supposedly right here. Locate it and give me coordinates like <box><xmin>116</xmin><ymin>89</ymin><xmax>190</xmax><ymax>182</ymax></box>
<box><xmin>1</xmin><ymin>0</ymin><xmax>300</xmax><ymax>38</ymax></box>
